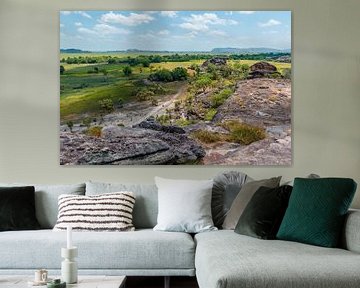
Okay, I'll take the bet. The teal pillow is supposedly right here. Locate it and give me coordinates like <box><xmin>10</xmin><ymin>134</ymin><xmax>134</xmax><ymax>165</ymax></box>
<box><xmin>277</xmin><ymin>178</ymin><xmax>357</xmax><ymax>247</ymax></box>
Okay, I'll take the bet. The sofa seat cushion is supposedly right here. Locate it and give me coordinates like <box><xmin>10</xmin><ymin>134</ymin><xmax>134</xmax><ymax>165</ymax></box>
<box><xmin>0</xmin><ymin>229</ymin><xmax>195</xmax><ymax>270</ymax></box>
<box><xmin>195</xmin><ymin>230</ymin><xmax>360</xmax><ymax>288</ymax></box>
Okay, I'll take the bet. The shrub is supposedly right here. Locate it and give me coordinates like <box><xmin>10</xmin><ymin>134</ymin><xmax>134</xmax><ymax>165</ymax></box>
<box><xmin>149</xmin><ymin>69</ymin><xmax>173</xmax><ymax>82</ymax></box>
<box><xmin>156</xmin><ymin>114</ymin><xmax>171</xmax><ymax>125</ymax></box>
<box><xmin>210</xmin><ymin>88</ymin><xmax>233</xmax><ymax>108</ymax></box>
<box><xmin>82</xmin><ymin>118</ymin><xmax>92</xmax><ymax>128</ymax></box>
<box><xmin>98</xmin><ymin>98</ymin><xmax>114</xmax><ymax>114</ymax></box>
<box><xmin>282</xmin><ymin>68</ymin><xmax>291</xmax><ymax>79</ymax></box>
<box><xmin>123</xmin><ymin>66</ymin><xmax>132</xmax><ymax>76</ymax></box>
<box><xmin>221</xmin><ymin>120</ymin><xmax>266</xmax><ymax>145</ymax></box>
<box><xmin>204</xmin><ymin>108</ymin><xmax>217</xmax><ymax>121</ymax></box>
<box><xmin>175</xmin><ymin>118</ymin><xmax>195</xmax><ymax>127</ymax></box>
<box><xmin>66</xmin><ymin>121</ymin><xmax>74</xmax><ymax>132</ymax></box>
<box><xmin>86</xmin><ymin>126</ymin><xmax>102</xmax><ymax>137</ymax></box>
<box><xmin>191</xmin><ymin>130</ymin><xmax>225</xmax><ymax>144</ymax></box>
<box><xmin>136</xmin><ymin>90</ymin><xmax>155</xmax><ymax>101</ymax></box>
<box><xmin>171</xmin><ymin>67</ymin><xmax>188</xmax><ymax>81</ymax></box>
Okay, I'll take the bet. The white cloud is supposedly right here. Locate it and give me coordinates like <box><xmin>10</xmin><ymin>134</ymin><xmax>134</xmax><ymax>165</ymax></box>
<box><xmin>100</xmin><ymin>12</ymin><xmax>154</xmax><ymax>26</ymax></box>
<box><xmin>94</xmin><ymin>24</ymin><xmax>130</xmax><ymax>35</ymax></box>
<box><xmin>77</xmin><ymin>27</ymin><xmax>97</xmax><ymax>35</ymax></box>
<box><xmin>259</xmin><ymin>19</ymin><xmax>281</xmax><ymax>27</ymax></box>
<box><xmin>173</xmin><ymin>32</ymin><xmax>197</xmax><ymax>39</ymax></box>
<box><xmin>208</xmin><ymin>30</ymin><xmax>227</xmax><ymax>37</ymax></box>
<box><xmin>75</xmin><ymin>22</ymin><xmax>82</xmax><ymax>27</ymax></box>
<box><xmin>78</xmin><ymin>12</ymin><xmax>92</xmax><ymax>19</ymax></box>
<box><xmin>60</xmin><ymin>11</ymin><xmax>92</xmax><ymax>19</ymax></box>
<box><xmin>179</xmin><ymin>22</ymin><xmax>209</xmax><ymax>32</ymax></box>
<box><xmin>60</xmin><ymin>24</ymin><xmax>65</xmax><ymax>28</ymax></box>
<box><xmin>78</xmin><ymin>24</ymin><xmax>130</xmax><ymax>36</ymax></box>
<box><xmin>179</xmin><ymin>13</ymin><xmax>238</xmax><ymax>33</ymax></box>
<box><xmin>160</xmin><ymin>11</ymin><xmax>177</xmax><ymax>18</ymax></box>
<box><xmin>238</xmin><ymin>11</ymin><xmax>255</xmax><ymax>14</ymax></box>
<box><xmin>158</xmin><ymin>29</ymin><xmax>170</xmax><ymax>35</ymax></box>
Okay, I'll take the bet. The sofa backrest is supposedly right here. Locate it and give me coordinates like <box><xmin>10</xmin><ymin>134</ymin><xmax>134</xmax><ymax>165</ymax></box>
<box><xmin>86</xmin><ymin>181</ymin><xmax>158</xmax><ymax>229</ymax></box>
<box><xmin>0</xmin><ymin>183</ymin><xmax>86</xmax><ymax>228</ymax></box>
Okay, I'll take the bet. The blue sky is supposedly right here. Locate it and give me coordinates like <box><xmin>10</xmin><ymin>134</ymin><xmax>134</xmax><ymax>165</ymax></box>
<box><xmin>60</xmin><ymin>11</ymin><xmax>291</xmax><ymax>52</ymax></box>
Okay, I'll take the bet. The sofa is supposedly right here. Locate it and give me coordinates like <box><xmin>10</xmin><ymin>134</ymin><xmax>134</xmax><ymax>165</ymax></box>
<box><xmin>0</xmin><ymin>180</ymin><xmax>360</xmax><ymax>288</ymax></box>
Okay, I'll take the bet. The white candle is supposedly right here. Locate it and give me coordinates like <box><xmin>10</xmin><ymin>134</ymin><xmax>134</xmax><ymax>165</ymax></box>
<box><xmin>67</xmin><ymin>225</ymin><xmax>72</xmax><ymax>249</ymax></box>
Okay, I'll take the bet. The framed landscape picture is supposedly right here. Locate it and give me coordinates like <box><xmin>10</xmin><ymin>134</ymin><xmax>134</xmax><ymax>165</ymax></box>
<box><xmin>60</xmin><ymin>10</ymin><xmax>291</xmax><ymax>165</ymax></box>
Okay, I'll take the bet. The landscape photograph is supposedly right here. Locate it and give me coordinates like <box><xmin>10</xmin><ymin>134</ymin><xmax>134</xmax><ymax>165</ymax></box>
<box><xmin>60</xmin><ymin>10</ymin><xmax>292</xmax><ymax>165</ymax></box>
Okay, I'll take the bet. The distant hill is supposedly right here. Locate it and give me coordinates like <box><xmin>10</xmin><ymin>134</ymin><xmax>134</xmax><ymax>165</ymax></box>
<box><xmin>60</xmin><ymin>49</ymin><xmax>91</xmax><ymax>53</ymax></box>
<box><xmin>211</xmin><ymin>47</ymin><xmax>290</xmax><ymax>54</ymax></box>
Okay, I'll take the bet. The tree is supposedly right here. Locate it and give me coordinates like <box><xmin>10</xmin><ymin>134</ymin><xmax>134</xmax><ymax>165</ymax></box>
<box><xmin>141</xmin><ymin>59</ymin><xmax>150</xmax><ymax>67</ymax></box>
<box><xmin>123</xmin><ymin>66</ymin><xmax>132</xmax><ymax>77</ymax></box>
<box><xmin>171</xmin><ymin>67</ymin><xmax>188</xmax><ymax>81</ymax></box>
<box><xmin>60</xmin><ymin>65</ymin><xmax>65</xmax><ymax>75</ymax></box>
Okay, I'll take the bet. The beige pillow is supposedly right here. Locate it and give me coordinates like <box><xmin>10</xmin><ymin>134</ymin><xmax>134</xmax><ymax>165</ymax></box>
<box><xmin>222</xmin><ymin>177</ymin><xmax>281</xmax><ymax>230</ymax></box>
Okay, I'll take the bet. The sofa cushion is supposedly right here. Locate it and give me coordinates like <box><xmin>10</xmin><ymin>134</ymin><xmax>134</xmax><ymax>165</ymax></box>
<box><xmin>195</xmin><ymin>230</ymin><xmax>360</xmax><ymax>288</ymax></box>
<box><xmin>154</xmin><ymin>177</ymin><xmax>216</xmax><ymax>233</ymax></box>
<box><xmin>0</xmin><ymin>183</ymin><xmax>85</xmax><ymax>229</ymax></box>
<box><xmin>86</xmin><ymin>182</ymin><xmax>158</xmax><ymax>229</ymax></box>
<box><xmin>234</xmin><ymin>185</ymin><xmax>292</xmax><ymax>239</ymax></box>
<box><xmin>0</xmin><ymin>229</ymin><xmax>195</xmax><ymax>271</ymax></box>
<box><xmin>222</xmin><ymin>177</ymin><xmax>281</xmax><ymax>229</ymax></box>
<box><xmin>53</xmin><ymin>192</ymin><xmax>136</xmax><ymax>232</ymax></box>
<box><xmin>212</xmin><ymin>171</ymin><xmax>252</xmax><ymax>228</ymax></box>
<box><xmin>277</xmin><ymin>178</ymin><xmax>357</xmax><ymax>247</ymax></box>
<box><xmin>0</xmin><ymin>186</ymin><xmax>40</xmax><ymax>231</ymax></box>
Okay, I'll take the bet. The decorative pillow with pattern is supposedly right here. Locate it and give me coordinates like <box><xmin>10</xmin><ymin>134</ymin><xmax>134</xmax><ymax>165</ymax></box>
<box><xmin>53</xmin><ymin>192</ymin><xmax>135</xmax><ymax>232</ymax></box>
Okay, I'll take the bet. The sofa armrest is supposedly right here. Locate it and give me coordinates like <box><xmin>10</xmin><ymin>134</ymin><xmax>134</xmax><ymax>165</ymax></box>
<box><xmin>342</xmin><ymin>209</ymin><xmax>360</xmax><ymax>253</ymax></box>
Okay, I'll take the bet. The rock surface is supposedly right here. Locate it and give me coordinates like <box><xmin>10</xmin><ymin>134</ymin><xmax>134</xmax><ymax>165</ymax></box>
<box><xmin>60</xmin><ymin>124</ymin><xmax>205</xmax><ymax>165</ymax></box>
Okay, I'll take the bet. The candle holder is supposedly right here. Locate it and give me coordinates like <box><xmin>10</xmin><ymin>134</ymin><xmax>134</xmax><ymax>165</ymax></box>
<box><xmin>61</xmin><ymin>247</ymin><xmax>78</xmax><ymax>284</ymax></box>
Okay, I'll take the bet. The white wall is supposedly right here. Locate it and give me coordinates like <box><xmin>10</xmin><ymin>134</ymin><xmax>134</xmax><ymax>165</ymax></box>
<box><xmin>0</xmin><ymin>0</ymin><xmax>359</xmax><ymax>208</ymax></box>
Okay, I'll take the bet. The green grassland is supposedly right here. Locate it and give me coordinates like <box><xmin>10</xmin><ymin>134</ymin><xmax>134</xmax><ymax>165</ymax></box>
<box><xmin>60</xmin><ymin>53</ymin><xmax>291</xmax><ymax>122</ymax></box>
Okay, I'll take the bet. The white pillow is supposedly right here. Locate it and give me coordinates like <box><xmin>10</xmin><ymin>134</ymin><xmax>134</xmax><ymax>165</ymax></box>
<box><xmin>154</xmin><ymin>177</ymin><xmax>217</xmax><ymax>233</ymax></box>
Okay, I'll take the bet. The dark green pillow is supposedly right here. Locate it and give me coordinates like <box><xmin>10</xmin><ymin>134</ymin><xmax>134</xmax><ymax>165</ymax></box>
<box><xmin>0</xmin><ymin>186</ymin><xmax>41</xmax><ymax>231</ymax></box>
<box><xmin>235</xmin><ymin>185</ymin><xmax>292</xmax><ymax>239</ymax></box>
<box><xmin>277</xmin><ymin>178</ymin><xmax>357</xmax><ymax>247</ymax></box>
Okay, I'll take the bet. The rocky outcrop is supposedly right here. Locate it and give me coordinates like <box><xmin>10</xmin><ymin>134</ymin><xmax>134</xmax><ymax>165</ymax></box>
<box><xmin>248</xmin><ymin>61</ymin><xmax>281</xmax><ymax>78</ymax></box>
<box><xmin>201</xmin><ymin>57</ymin><xmax>227</xmax><ymax>68</ymax></box>
<box><xmin>202</xmin><ymin>78</ymin><xmax>292</xmax><ymax>165</ymax></box>
<box><xmin>134</xmin><ymin>117</ymin><xmax>186</xmax><ymax>134</ymax></box>
<box><xmin>214</xmin><ymin>78</ymin><xmax>291</xmax><ymax>127</ymax></box>
<box><xmin>60</xmin><ymin>124</ymin><xmax>205</xmax><ymax>165</ymax></box>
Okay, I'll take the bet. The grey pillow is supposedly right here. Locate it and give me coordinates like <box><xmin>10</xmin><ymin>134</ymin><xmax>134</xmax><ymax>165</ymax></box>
<box><xmin>212</xmin><ymin>171</ymin><xmax>252</xmax><ymax>228</ymax></box>
<box><xmin>222</xmin><ymin>177</ymin><xmax>281</xmax><ymax>230</ymax></box>
<box><xmin>0</xmin><ymin>183</ymin><xmax>85</xmax><ymax>228</ymax></box>
<box><xmin>86</xmin><ymin>181</ymin><xmax>158</xmax><ymax>229</ymax></box>
<box><xmin>284</xmin><ymin>173</ymin><xmax>320</xmax><ymax>186</ymax></box>
<box><xmin>154</xmin><ymin>177</ymin><xmax>217</xmax><ymax>233</ymax></box>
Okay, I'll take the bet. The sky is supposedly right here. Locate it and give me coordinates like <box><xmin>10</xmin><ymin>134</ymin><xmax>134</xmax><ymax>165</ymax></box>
<box><xmin>60</xmin><ymin>11</ymin><xmax>291</xmax><ymax>52</ymax></box>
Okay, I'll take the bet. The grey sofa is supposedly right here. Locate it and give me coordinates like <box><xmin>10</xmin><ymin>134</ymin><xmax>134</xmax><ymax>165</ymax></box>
<box><xmin>0</xmin><ymin>181</ymin><xmax>359</xmax><ymax>288</ymax></box>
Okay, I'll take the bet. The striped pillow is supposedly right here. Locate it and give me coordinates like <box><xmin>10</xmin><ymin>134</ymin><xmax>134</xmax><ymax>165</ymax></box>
<box><xmin>53</xmin><ymin>192</ymin><xmax>136</xmax><ymax>232</ymax></box>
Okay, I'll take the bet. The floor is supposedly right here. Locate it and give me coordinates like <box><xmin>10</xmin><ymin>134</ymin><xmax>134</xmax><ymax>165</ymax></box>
<box><xmin>126</xmin><ymin>276</ymin><xmax>199</xmax><ymax>288</ymax></box>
